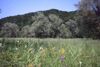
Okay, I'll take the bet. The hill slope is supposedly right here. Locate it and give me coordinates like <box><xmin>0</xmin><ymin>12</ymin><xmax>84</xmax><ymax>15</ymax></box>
<box><xmin>0</xmin><ymin>9</ymin><xmax>76</xmax><ymax>27</ymax></box>
<box><xmin>0</xmin><ymin>9</ymin><xmax>78</xmax><ymax>38</ymax></box>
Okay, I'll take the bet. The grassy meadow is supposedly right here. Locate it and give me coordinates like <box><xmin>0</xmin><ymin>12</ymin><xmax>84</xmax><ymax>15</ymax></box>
<box><xmin>0</xmin><ymin>38</ymin><xmax>100</xmax><ymax>67</ymax></box>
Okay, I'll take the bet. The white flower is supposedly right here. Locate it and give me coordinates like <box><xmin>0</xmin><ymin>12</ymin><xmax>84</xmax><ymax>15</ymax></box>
<box><xmin>39</xmin><ymin>47</ymin><xmax>43</xmax><ymax>50</ymax></box>
<box><xmin>15</xmin><ymin>47</ymin><xmax>18</xmax><ymax>50</ymax></box>
<box><xmin>79</xmin><ymin>61</ymin><xmax>82</xmax><ymax>67</ymax></box>
<box><xmin>0</xmin><ymin>43</ymin><xmax>2</xmax><ymax>47</ymax></box>
<box><xmin>17</xmin><ymin>40</ymin><xmax>19</xmax><ymax>43</ymax></box>
<box><xmin>25</xmin><ymin>45</ymin><xmax>27</xmax><ymax>48</ymax></box>
<box><xmin>79</xmin><ymin>61</ymin><xmax>82</xmax><ymax>64</ymax></box>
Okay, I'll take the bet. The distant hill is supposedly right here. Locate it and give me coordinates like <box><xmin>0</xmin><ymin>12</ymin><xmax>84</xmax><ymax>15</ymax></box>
<box><xmin>0</xmin><ymin>9</ymin><xmax>78</xmax><ymax>38</ymax></box>
<box><xmin>0</xmin><ymin>9</ymin><xmax>76</xmax><ymax>27</ymax></box>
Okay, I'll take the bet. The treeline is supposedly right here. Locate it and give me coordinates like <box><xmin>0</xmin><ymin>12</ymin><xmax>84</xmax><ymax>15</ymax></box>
<box><xmin>0</xmin><ymin>10</ymin><xmax>78</xmax><ymax>38</ymax></box>
<box><xmin>0</xmin><ymin>5</ymin><xmax>100</xmax><ymax>39</ymax></box>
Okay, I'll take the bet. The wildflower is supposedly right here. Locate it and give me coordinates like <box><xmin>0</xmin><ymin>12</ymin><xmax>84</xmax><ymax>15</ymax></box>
<box><xmin>15</xmin><ymin>47</ymin><xmax>18</xmax><ymax>50</ymax></box>
<box><xmin>25</xmin><ymin>45</ymin><xmax>27</xmax><ymax>48</ymax></box>
<box><xmin>60</xmin><ymin>48</ymin><xmax>65</xmax><ymax>55</ymax></box>
<box><xmin>59</xmin><ymin>48</ymin><xmax>65</xmax><ymax>62</ymax></box>
<box><xmin>27</xmin><ymin>63</ymin><xmax>34</xmax><ymax>67</ymax></box>
<box><xmin>60</xmin><ymin>55</ymin><xmax>65</xmax><ymax>62</ymax></box>
<box><xmin>41</xmin><ymin>49</ymin><xmax>45</xmax><ymax>55</ymax></box>
<box><xmin>39</xmin><ymin>47</ymin><xmax>43</xmax><ymax>50</ymax></box>
<box><xmin>0</xmin><ymin>43</ymin><xmax>2</xmax><ymax>47</ymax></box>
<box><xmin>17</xmin><ymin>40</ymin><xmax>19</xmax><ymax>43</ymax></box>
<box><xmin>40</xmin><ymin>47</ymin><xmax>46</xmax><ymax>57</ymax></box>
<box><xmin>79</xmin><ymin>61</ymin><xmax>82</xmax><ymax>67</ymax></box>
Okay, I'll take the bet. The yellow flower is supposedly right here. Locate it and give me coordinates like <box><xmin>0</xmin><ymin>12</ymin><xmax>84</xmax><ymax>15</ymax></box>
<box><xmin>40</xmin><ymin>48</ymin><xmax>46</xmax><ymax>57</ymax></box>
<box><xmin>27</xmin><ymin>63</ymin><xmax>34</xmax><ymax>67</ymax></box>
<box><xmin>60</xmin><ymin>48</ymin><xmax>65</xmax><ymax>55</ymax></box>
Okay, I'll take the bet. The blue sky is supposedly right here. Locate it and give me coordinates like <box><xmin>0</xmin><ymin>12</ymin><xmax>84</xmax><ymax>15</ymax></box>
<box><xmin>0</xmin><ymin>0</ymin><xmax>79</xmax><ymax>19</ymax></box>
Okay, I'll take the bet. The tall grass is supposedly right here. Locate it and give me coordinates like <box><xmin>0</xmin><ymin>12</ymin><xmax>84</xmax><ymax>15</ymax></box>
<box><xmin>0</xmin><ymin>38</ymin><xmax>100</xmax><ymax>67</ymax></box>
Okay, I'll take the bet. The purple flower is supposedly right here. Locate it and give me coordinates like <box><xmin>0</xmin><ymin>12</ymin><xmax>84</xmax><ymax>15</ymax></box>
<box><xmin>60</xmin><ymin>55</ymin><xmax>65</xmax><ymax>62</ymax></box>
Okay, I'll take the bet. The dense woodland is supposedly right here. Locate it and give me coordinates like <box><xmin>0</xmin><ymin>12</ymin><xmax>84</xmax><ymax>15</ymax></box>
<box><xmin>0</xmin><ymin>9</ymin><xmax>78</xmax><ymax>38</ymax></box>
<box><xmin>0</xmin><ymin>0</ymin><xmax>100</xmax><ymax>39</ymax></box>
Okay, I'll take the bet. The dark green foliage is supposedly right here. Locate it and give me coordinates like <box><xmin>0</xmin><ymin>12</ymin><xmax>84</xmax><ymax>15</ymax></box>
<box><xmin>0</xmin><ymin>9</ymin><xmax>75</xmax><ymax>28</ymax></box>
<box><xmin>77</xmin><ymin>0</ymin><xmax>100</xmax><ymax>39</ymax></box>
<box><xmin>77</xmin><ymin>16</ymin><xmax>100</xmax><ymax>39</ymax></box>
<box><xmin>0</xmin><ymin>9</ymin><xmax>77</xmax><ymax>38</ymax></box>
<box><xmin>0</xmin><ymin>22</ymin><xmax>19</xmax><ymax>37</ymax></box>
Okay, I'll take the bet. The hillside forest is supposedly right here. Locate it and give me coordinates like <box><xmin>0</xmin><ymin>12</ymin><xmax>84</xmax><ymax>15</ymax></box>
<box><xmin>0</xmin><ymin>0</ymin><xmax>100</xmax><ymax>39</ymax></box>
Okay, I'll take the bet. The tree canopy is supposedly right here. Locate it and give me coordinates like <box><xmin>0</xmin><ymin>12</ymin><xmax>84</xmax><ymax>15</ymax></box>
<box><xmin>77</xmin><ymin>0</ymin><xmax>100</xmax><ymax>38</ymax></box>
<box><xmin>78</xmin><ymin>0</ymin><xmax>100</xmax><ymax>16</ymax></box>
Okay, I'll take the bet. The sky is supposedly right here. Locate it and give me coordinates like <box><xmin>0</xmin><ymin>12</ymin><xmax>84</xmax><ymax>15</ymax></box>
<box><xmin>0</xmin><ymin>0</ymin><xmax>79</xmax><ymax>19</ymax></box>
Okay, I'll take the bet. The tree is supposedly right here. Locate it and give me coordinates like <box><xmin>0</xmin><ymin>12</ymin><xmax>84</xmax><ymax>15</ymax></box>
<box><xmin>31</xmin><ymin>12</ymin><xmax>52</xmax><ymax>37</ymax></box>
<box><xmin>78</xmin><ymin>0</ymin><xmax>100</xmax><ymax>16</ymax></box>
<box><xmin>20</xmin><ymin>25</ymin><xmax>31</xmax><ymax>37</ymax></box>
<box><xmin>48</xmin><ymin>14</ymin><xmax>63</xmax><ymax>37</ymax></box>
<box><xmin>77</xmin><ymin>0</ymin><xmax>100</xmax><ymax>38</ymax></box>
<box><xmin>0</xmin><ymin>22</ymin><xmax>19</xmax><ymax>37</ymax></box>
<box><xmin>65</xmin><ymin>19</ymin><xmax>79</xmax><ymax>37</ymax></box>
<box><xmin>58</xmin><ymin>24</ymin><xmax>72</xmax><ymax>38</ymax></box>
